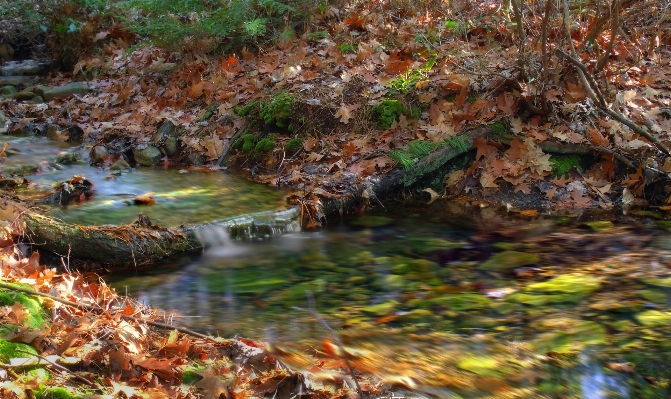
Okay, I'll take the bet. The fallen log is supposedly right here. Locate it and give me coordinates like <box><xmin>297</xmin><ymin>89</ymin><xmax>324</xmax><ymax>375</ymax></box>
<box><xmin>18</xmin><ymin>205</ymin><xmax>300</xmax><ymax>266</ymax></box>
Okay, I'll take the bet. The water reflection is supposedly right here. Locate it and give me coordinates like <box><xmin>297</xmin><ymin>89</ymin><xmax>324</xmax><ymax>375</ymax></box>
<box><xmin>110</xmin><ymin>204</ymin><xmax>671</xmax><ymax>397</ymax></box>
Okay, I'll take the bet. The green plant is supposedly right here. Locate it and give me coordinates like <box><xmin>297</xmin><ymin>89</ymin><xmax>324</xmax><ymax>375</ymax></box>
<box><xmin>337</xmin><ymin>42</ymin><xmax>358</xmax><ymax>54</ymax></box>
<box><xmin>388</xmin><ymin>58</ymin><xmax>436</xmax><ymax>94</ymax></box>
<box><xmin>285</xmin><ymin>137</ymin><xmax>303</xmax><ymax>153</ymax></box>
<box><xmin>388</xmin><ymin>140</ymin><xmax>444</xmax><ymax>170</ymax></box>
<box><xmin>36</xmin><ymin>387</ymin><xmax>79</xmax><ymax>399</ymax></box>
<box><xmin>253</xmin><ymin>136</ymin><xmax>276</xmax><ymax>158</ymax></box>
<box><xmin>445</xmin><ymin>136</ymin><xmax>471</xmax><ymax>153</ymax></box>
<box><xmin>306</xmin><ymin>30</ymin><xmax>328</xmax><ymax>42</ymax></box>
<box><xmin>489</xmin><ymin>122</ymin><xmax>508</xmax><ymax>137</ymax></box>
<box><xmin>260</xmin><ymin>92</ymin><xmax>294</xmax><ymax>128</ymax></box>
<box><xmin>550</xmin><ymin>155</ymin><xmax>584</xmax><ymax>178</ymax></box>
<box><xmin>370</xmin><ymin>99</ymin><xmax>410</xmax><ymax>130</ymax></box>
<box><xmin>234</xmin><ymin>101</ymin><xmax>260</xmax><ymax>117</ymax></box>
<box><xmin>120</xmin><ymin>0</ymin><xmax>305</xmax><ymax>51</ymax></box>
<box><xmin>233</xmin><ymin>134</ymin><xmax>257</xmax><ymax>151</ymax></box>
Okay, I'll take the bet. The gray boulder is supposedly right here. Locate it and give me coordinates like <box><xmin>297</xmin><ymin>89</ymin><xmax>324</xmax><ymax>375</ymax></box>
<box><xmin>0</xmin><ymin>86</ymin><xmax>18</xmax><ymax>96</ymax></box>
<box><xmin>133</xmin><ymin>145</ymin><xmax>161</xmax><ymax>166</ymax></box>
<box><xmin>0</xmin><ymin>76</ymin><xmax>38</xmax><ymax>86</ymax></box>
<box><xmin>42</xmin><ymin>82</ymin><xmax>90</xmax><ymax>101</ymax></box>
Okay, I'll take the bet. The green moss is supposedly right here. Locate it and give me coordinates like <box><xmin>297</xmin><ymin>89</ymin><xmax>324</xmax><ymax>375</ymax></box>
<box><xmin>0</xmin><ymin>289</ymin><xmax>46</xmax><ymax>328</ymax></box>
<box><xmin>182</xmin><ymin>366</ymin><xmax>206</xmax><ymax>384</ymax></box>
<box><xmin>285</xmin><ymin>137</ymin><xmax>303</xmax><ymax>153</ymax></box>
<box><xmin>0</xmin><ymin>338</ymin><xmax>38</xmax><ymax>362</ymax></box>
<box><xmin>36</xmin><ymin>387</ymin><xmax>79</xmax><ymax>399</ymax></box>
<box><xmin>234</xmin><ymin>101</ymin><xmax>260</xmax><ymax>117</ymax></box>
<box><xmin>370</xmin><ymin>99</ymin><xmax>410</xmax><ymax>130</ymax></box>
<box><xmin>489</xmin><ymin>122</ymin><xmax>508</xmax><ymax>137</ymax></box>
<box><xmin>550</xmin><ymin>154</ymin><xmax>584</xmax><ymax>178</ymax></box>
<box><xmin>233</xmin><ymin>134</ymin><xmax>257</xmax><ymax>151</ymax></box>
<box><xmin>306</xmin><ymin>30</ymin><xmax>329</xmax><ymax>42</ymax></box>
<box><xmin>260</xmin><ymin>92</ymin><xmax>294</xmax><ymax>128</ymax></box>
<box><xmin>252</xmin><ymin>136</ymin><xmax>276</xmax><ymax>158</ymax></box>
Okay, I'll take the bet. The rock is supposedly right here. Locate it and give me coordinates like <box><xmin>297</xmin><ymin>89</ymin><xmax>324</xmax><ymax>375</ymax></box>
<box><xmin>362</xmin><ymin>300</ymin><xmax>399</xmax><ymax>316</ymax></box>
<box><xmin>0</xmin><ymin>60</ymin><xmax>50</xmax><ymax>76</ymax></box>
<box><xmin>459</xmin><ymin>316</ymin><xmax>497</xmax><ymax>328</ymax></box>
<box><xmin>0</xmin><ymin>110</ymin><xmax>6</xmax><ymax>128</ymax></box>
<box><xmin>634</xmin><ymin>310</ymin><xmax>671</xmax><ymax>327</ymax></box>
<box><xmin>9</xmin><ymin>91</ymin><xmax>37</xmax><ymax>101</ymax></box>
<box><xmin>0</xmin><ymin>43</ymin><xmax>14</xmax><ymax>60</ymax></box>
<box><xmin>584</xmin><ymin>220</ymin><xmax>614</xmax><ymax>231</ymax></box>
<box><xmin>186</xmin><ymin>152</ymin><xmax>204</xmax><ymax>166</ymax></box>
<box><xmin>133</xmin><ymin>145</ymin><xmax>161</xmax><ymax>166</ymax></box>
<box><xmin>110</xmin><ymin>159</ymin><xmax>131</xmax><ymax>170</ymax></box>
<box><xmin>508</xmin><ymin>273</ymin><xmax>601</xmax><ymax>305</ymax></box>
<box><xmin>391</xmin><ymin>259</ymin><xmax>439</xmax><ymax>275</ymax></box>
<box><xmin>430</xmin><ymin>293</ymin><xmax>491</xmax><ymax>311</ymax></box>
<box><xmin>491</xmin><ymin>242</ymin><xmax>516</xmax><ymax>251</ymax></box>
<box><xmin>479</xmin><ymin>251</ymin><xmax>540</xmax><ymax>271</ymax></box>
<box><xmin>405</xmin><ymin>237</ymin><xmax>463</xmax><ymax>254</ymax></box>
<box><xmin>638</xmin><ymin>289</ymin><xmax>668</xmax><ymax>304</ymax></box>
<box><xmin>372</xmin><ymin>274</ymin><xmax>406</xmax><ymax>291</ymax></box>
<box><xmin>456</xmin><ymin>355</ymin><xmax>500</xmax><ymax>377</ymax></box>
<box><xmin>27</xmin><ymin>95</ymin><xmax>44</xmax><ymax>104</ymax></box>
<box><xmin>0</xmin><ymin>76</ymin><xmax>38</xmax><ymax>86</ymax></box>
<box><xmin>90</xmin><ymin>146</ymin><xmax>109</xmax><ymax>163</ymax></box>
<box><xmin>639</xmin><ymin>277</ymin><xmax>671</xmax><ymax>288</ymax></box>
<box><xmin>152</xmin><ymin>120</ymin><xmax>176</xmax><ymax>143</ymax></box>
<box><xmin>55</xmin><ymin>152</ymin><xmax>79</xmax><ymax>165</ymax></box>
<box><xmin>42</xmin><ymin>82</ymin><xmax>90</xmax><ymax>101</ymax></box>
<box><xmin>0</xmin><ymin>86</ymin><xmax>18</xmax><ymax>96</ymax></box>
<box><xmin>395</xmin><ymin>309</ymin><xmax>437</xmax><ymax>323</ymax></box>
<box><xmin>163</xmin><ymin>136</ymin><xmax>178</xmax><ymax>156</ymax></box>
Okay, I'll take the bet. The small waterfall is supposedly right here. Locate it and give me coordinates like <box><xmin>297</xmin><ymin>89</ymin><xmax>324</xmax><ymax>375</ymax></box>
<box><xmin>195</xmin><ymin>224</ymin><xmax>234</xmax><ymax>247</ymax></box>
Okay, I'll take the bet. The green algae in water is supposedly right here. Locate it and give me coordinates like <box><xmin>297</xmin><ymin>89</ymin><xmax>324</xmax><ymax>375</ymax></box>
<box><xmin>479</xmin><ymin>250</ymin><xmax>540</xmax><ymax>271</ymax></box>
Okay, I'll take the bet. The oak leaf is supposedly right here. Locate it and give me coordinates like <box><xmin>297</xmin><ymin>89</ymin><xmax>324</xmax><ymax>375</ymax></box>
<box><xmin>195</xmin><ymin>369</ymin><xmax>232</xmax><ymax>399</ymax></box>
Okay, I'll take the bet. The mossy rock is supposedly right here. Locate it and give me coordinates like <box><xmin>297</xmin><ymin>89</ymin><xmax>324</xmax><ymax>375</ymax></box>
<box><xmin>549</xmin><ymin>154</ymin><xmax>584</xmax><ymax>179</ymax></box>
<box><xmin>456</xmin><ymin>355</ymin><xmax>501</xmax><ymax>377</ymax></box>
<box><xmin>479</xmin><ymin>251</ymin><xmax>540</xmax><ymax>271</ymax></box>
<box><xmin>583</xmin><ymin>220</ymin><xmax>615</xmax><ymax>231</ymax></box>
<box><xmin>491</xmin><ymin>242</ymin><xmax>516</xmax><ymax>251</ymax></box>
<box><xmin>634</xmin><ymin>310</ymin><xmax>671</xmax><ymax>327</ymax></box>
<box><xmin>274</xmin><ymin>280</ymin><xmax>326</xmax><ymax>303</ymax></box>
<box><xmin>405</xmin><ymin>237</ymin><xmax>463</xmax><ymax>254</ymax></box>
<box><xmin>202</xmin><ymin>269</ymin><xmax>286</xmax><ymax>294</ymax></box>
<box><xmin>372</xmin><ymin>274</ymin><xmax>406</xmax><ymax>291</ymax></box>
<box><xmin>394</xmin><ymin>309</ymin><xmax>438</xmax><ymax>323</ymax></box>
<box><xmin>639</xmin><ymin>277</ymin><xmax>671</xmax><ymax>288</ymax></box>
<box><xmin>0</xmin><ymin>338</ymin><xmax>38</xmax><ymax>362</ymax></box>
<box><xmin>533</xmin><ymin>321</ymin><xmax>606</xmax><ymax>352</ymax></box>
<box><xmin>0</xmin><ymin>289</ymin><xmax>46</xmax><ymax>329</ymax></box>
<box><xmin>36</xmin><ymin>387</ymin><xmax>79</xmax><ymax>399</ymax></box>
<box><xmin>391</xmin><ymin>259</ymin><xmax>439</xmax><ymax>275</ymax></box>
<box><xmin>508</xmin><ymin>273</ymin><xmax>601</xmax><ymax>305</ymax></box>
<box><xmin>429</xmin><ymin>293</ymin><xmax>492</xmax><ymax>311</ymax></box>
<box><xmin>362</xmin><ymin>300</ymin><xmax>400</xmax><ymax>316</ymax></box>
<box><xmin>638</xmin><ymin>289</ymin><xmax>668</xmax><ymax>304</ymax></box>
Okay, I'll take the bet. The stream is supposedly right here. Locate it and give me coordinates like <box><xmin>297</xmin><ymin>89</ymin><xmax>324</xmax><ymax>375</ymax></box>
<box><xmin>4</xmin><ymin>133</ymin><xmax>671</xmax><ymax>398</ymax></box>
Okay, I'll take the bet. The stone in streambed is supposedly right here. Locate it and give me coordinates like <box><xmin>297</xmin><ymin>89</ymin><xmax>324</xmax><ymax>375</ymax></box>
<box><xmin>429</xmin><ymin>293</ymin><xmax>491</xmax><ymax>311</ymax></box>
<box><xmin>395</xmin><ymin>309</ymin><xmax>438</xmax><ymax>323</ymax></box>
<box><xmin>0</xmin><ymin>86</ymin><xmax>18</xmax><ymax>96</ymax></box>
<box><xmin>110</xmin><ymin>159</ymin><xmax>131</xmax><ymax>170</ymax></box>
<box><xmin>479</xmin><ymin>251</ymin><xmax>540</xmax><ymax>271</ymax></box>
<box><xmin>90</xmin><ymin>145</ymin><xmax>109</xmax><ymax>164</ymax></box>
<box><xmin>42</xmin><ymin>82</ymin><xmax>90</xmax><ymax>101</ymax></box>
<box><xmin>634</xmin><ymin>310</ymin><xmax>671</xmax><ymax>327</ymax></box>
<box><xmin>508</xmin><ymin>273</ymin><xmax>601</xmax><ymax>305</ymax></box>
<box><xmin>362</xmin><ymin>301</ymin><xmax>399</xmax><ymax>316</ymax></box>
<box><xmin>133</xmin><ymin>145</ymin><xmax>161</xmax><ymax>166</ymax></box>
<box><xmin>163</xmin><ymin>136</ymin><xmax>178</xmax><ymax>156</ymax></box>
<box><xmin>9</xmin><ymin>90</ymin><xmax>37</xmax><ymax>101</ymax></box>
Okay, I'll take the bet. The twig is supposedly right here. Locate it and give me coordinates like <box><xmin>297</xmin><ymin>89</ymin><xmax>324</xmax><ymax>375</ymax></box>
<box><xmin>216</xmin><ymin>118</ymin><xmax>252</xmax><ymax>167</ymax></box>
<box><xmin>293</xmin><ymin>301</ymin><xmax>366</xmax><ymax>399</ymax></box>
<box><xmin>15</xmin><ymin>349</ymin><xmax>98</xmax><ymax>388</ymax></box>
<box><xmin>555</xmin><ymin>49</ymin><xmax>671</xmax><ymax>155</ymax></box>
<box><xmin>0</xmin><ymin>281</ymin><xmax>210</xmax><ymax>340</ymax></box>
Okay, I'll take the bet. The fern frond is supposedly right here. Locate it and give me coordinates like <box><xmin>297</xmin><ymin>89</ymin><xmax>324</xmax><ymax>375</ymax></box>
<box><xmin>407</xmin><ymin>140</ymin><xmax>439</xmax><ymax>157</ymax></box>
<box><xmin>444</xmin><ymin>136</ymin><xmax>470</xmax><ymax>153</ymax></box>
<box><xmin>388</xmin><ymin>150</ymin><xmax>416</xmax><ymax>170</ymax></box>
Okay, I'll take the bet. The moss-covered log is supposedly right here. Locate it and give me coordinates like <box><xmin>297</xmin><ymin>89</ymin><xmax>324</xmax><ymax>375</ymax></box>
<box><xmin>21</xmin><ymin>207</ymin><xmax>300</xmax><ymax>266</ymax></box>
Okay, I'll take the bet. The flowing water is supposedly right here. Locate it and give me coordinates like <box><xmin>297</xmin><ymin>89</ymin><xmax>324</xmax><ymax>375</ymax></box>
<box><xmin>4</xmin><ymin>134</ymin><xmax>671</xmax><ymax>397</ymax></box>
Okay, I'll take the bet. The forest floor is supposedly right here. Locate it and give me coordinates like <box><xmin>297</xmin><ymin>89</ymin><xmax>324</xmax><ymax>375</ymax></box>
<box><xmin>2</xmin><ymin>0</ymin><xmax>671</xmax><ymax>398</ymax></box>
<box><xmin>1</xmin><ymin>1</ymin><xmax>671</xmax><ymax>218</ymax></box>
